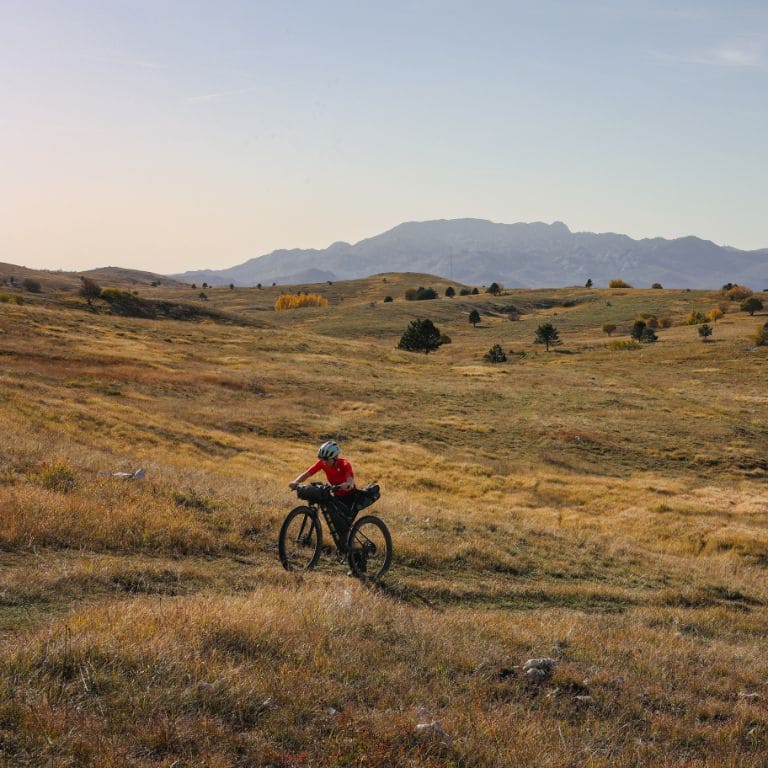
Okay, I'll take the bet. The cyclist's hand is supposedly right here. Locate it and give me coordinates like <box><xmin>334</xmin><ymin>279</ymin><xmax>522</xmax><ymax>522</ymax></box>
<box><xmin>288</xmin><ymin>481</ymin><xmax>299</xmax><ymax>490</ymax></box>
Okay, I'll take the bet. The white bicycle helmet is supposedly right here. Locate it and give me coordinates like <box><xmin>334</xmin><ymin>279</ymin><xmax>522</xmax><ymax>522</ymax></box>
<box><xmin>317</xmin><ymin>440</ymin><xmax>341</xmax><ymax>460</ymax></box>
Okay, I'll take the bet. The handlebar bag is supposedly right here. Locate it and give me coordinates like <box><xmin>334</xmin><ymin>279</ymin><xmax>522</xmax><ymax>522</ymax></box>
<box><xmin>297</xmin><ymin>484</ymin><xmax>331</xmax><ymax>503</ymax></box>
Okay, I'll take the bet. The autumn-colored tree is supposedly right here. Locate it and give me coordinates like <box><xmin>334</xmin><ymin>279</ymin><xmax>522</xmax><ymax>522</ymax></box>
<box><xmin>274</xmin><ymin>293</ymin><xmax>329</xmax><ymax>311</ymax></box>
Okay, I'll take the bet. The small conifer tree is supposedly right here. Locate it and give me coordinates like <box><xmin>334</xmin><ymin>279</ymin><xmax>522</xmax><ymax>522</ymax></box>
<box><xmin>534</xmin><ymin>323</ymin><xmax>561</xmax><ymax>351</ymax></box>
<box><xmin>397</xmin><ymin>318</ymin><xmax>443</xmax><ymax>354</ymax></box>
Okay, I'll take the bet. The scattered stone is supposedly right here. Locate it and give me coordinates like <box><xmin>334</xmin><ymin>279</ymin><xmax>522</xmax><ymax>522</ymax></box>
<box><xmin>325</xmin><ymin>707</ymin><xmax>339</xmax><ymax>717</ymax></box>
<box><xmin>111</xmin><ymin>468</ymin><xmax>146</xmax><ymax>480</ymax></box>
<box><xmin>414</xmin><ymin>721</ymin><xmax>452</xmax><ymax>747</ymax></box>
<box><xmin>574</xmin><ymin>695</ymin><xmax>594</xmax><ymax>704</ymax></box>
<box><xmin>524</xmin><ymin>668</ymin><xmax>548</xmax><ymax>684</ymax></box>
<box><xmin>738</xmin><ymin>692</ymin><xmax>760</xmax><ymax>700</ymax></box>
<box><xmin>523</xmin><ymin>658</ymin><xmax>558</xmax><ymax>674</ymax></box>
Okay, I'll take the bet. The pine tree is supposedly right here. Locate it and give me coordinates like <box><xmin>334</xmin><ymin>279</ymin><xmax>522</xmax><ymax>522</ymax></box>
<box><xmin>397</xmin><ymin>318</ymin><xmax>443</xmax><ymax>354</ymax></box>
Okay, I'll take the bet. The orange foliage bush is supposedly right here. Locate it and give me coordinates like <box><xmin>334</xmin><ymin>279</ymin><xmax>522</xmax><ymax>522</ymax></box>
<box><xmin>274</xmin><ymin>293</ymin><xmax>329</xmax><ymax>311</ymax></box>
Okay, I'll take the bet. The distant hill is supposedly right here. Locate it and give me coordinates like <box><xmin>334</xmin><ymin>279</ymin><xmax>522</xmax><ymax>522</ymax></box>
<box><xmin>171</xmin><ymin>219</ymin><xmax>767</xmax><ymax>289</ymax></box>
<box><xmin>0</xmin><ymin>263</ymin><xmax>184</xmax><ymax>293</ymax></box>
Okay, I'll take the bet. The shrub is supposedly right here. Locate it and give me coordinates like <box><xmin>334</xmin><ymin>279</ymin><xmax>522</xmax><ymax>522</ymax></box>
<box><xmin>459</xmin><ymin>287</ymin><xmax>472</xmax><ymax>296</ymax></box>
<box><xmin>405</xmin><ymin>286</ymin><xmax>437</xmax><ymax>301</ymax></box>
<box><xmin>274</xmin><ymin>293</ymin><xmax>329</xmax><ymax>311</ymax></box>
<box><xmin>486</xmin><ymin>282</ymin><xmax>502</xmax><ymax>296</ymax></box>
<box><xmin>602</xmin><ymin>323</ymin><xmax>616</xmax><ymax>336</ymax></box>
<box><xmin>37</xmin><ymin>461</ymin><xmax>78</xmax><ymax>493</ymax></box>
<box><xmin>445</xmin><ymin>286</ymin><xmax>455</xmax><ymax>298</ymax></box>
<box><xmin>609</xmin><ymin>279</ymin><xmax>633</xmax><ymax>288</ymax></box>
<box><xmin>383</xmin><ymin>295</ymin><xmax>393</xmax><ymax>303</ymax></box>
<box><xmin>484</xmin><ymin>344</ymin><xmax>507</xmax><ymax>363</ymax></box>
<box><xmin>471</xmin><ymin>287</ymin><xmax>479</xmax><ymax>295</ymax></box>
<box><xmin>610</xmin><ymin>339</ymin><xmax>641</xmax><ymax>351</ymax></box>
<box><xmin>199</xmin><ymin>292</ymin><xmax>208</xmax><ymax>301</ymax></box>
<box><xmin>0</xmin><ymin>293</ymin><xmax>23</xmax><ymax>305</ymax></box>
<box><xmin>685</xmin><ymin>309</ymin><xmax>708</xmax><ymax>325</ymax></box>
<box><xmin>740</xmin><ymin>297</ymin><xmax>763</xmax><ymax>316</ymax></box>
<box><xmin>79</xmin><ymin>276</ymin><xmax>102</xmax><ymax>305</ymax></box>
<box><xmin>725</xmin><ymin>285</ymin><xmax>752</xmax><ymax>301</ymax></box>
<box><xmin>468</xmin><ymin>309</ymin><xmax>480</xmax><ymax>327</ymax></box>
<box><xmin>22</xmin><ymin>278</ymin><xmax>42</xmax><ymax>293</ymax></box>
<box><xmin>585</xmin><ymin>278</ymin><xmax>593</xmax><ymax>288</ymax></box>
<box><xmin>636</xmin><ymin>313</ymin><xmax>658</xmax><ymax>328</ymax></box>
<box><xmin>698</xmin><ymin>324</ymin><xmax>713</xmax><ymax>342</ymax></box>
<box><xmin>631</xmin><ymin>320</ymin><xmax>657</xmax><ymax>343</ymax></box>
<box><xmin>754</xmin><ymin>321</ymin><xmax>768</xmax><ymax>346</ymax></box>
<box><xmin>439</xmin><ymin>333</ymin><xmax>452</xmax><ymax>345</ymax></box>
<box><xmin>397</xmin><ymin>318</ymin><xmax>443</xmax><ymax>354</ymax></box>
<box><xmin>652</xmin><ymin>283</ymin><xmax>663</xmax><ymax>289</ymax></box>
<box><xmin>534</xmin><ymin>323</ymin><xmax>561</xmax><ymax>351</ymax></box>
<box><xmin>706</xmin><ymin>307</ymin><xmax>724</xmax><ymax>322</ymax></box>
<box><xmin>658</xmin><ymin>317</ymin><xmax>673</xmax><ymax>328</ymax></box>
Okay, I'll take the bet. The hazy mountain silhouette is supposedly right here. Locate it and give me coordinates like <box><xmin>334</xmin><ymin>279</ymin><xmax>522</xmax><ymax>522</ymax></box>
<box><xmin>172</xmin><ymin>219</ymin><xmax>767</xmax><ymax>289</ymax></box>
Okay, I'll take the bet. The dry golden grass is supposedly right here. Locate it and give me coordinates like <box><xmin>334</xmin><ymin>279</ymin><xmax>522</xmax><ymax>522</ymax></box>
<box><xmin>1</xmin><ymin>275</ymin><xmax>767</xmax><ymax>766</ymax></box>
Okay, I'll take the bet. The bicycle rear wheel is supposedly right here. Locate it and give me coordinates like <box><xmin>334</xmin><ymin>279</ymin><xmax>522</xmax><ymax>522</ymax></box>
<box><xmin>279</xmin><ymin>506</ymin><xmax>322</xmax><ymax>571</ymax></box>
<box><xmin>347</xmin><ymin>515</ymin><xmax>392</xmax><ymax>581</ymax></box>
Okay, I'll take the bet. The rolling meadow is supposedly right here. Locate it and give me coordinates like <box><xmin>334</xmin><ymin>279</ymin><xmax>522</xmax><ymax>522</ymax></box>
<box><xmin>1</xmin><ymin>269</ymin><xmax>767</xmax><ymax>767</ymax></box>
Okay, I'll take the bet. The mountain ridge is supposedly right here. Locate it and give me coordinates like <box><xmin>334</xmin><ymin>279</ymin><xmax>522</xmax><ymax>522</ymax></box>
<box><xmin>170</xmin><ymin>218</ymin><xmax>767</xmax><ymax>289</ymax></box>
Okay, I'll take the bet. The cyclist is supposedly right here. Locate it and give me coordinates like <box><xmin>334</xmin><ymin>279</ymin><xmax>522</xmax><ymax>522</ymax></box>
<box><xmin>289</xmin><ymin>441</ymin><xmax>361</xmax><ymax>558</ymax></box>
<box><xmin>289</xmin><ymin>438</ymin><xmax>355</xmax><ymax>492</ymax></box>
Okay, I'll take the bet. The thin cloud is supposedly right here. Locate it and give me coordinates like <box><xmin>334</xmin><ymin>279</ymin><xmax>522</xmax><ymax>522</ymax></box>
<box><xmin>184</xmin><ymin>85</ymin><xmax>259</xmax><ymax>105</ymax></box>
<box><xmin>652</xmin><ymin>38</ymin><xmax>766</xmax><ymax>69</ymax></box>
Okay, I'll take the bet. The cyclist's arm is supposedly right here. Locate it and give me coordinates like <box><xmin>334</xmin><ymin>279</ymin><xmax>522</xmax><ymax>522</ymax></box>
<box><xmin>288</xmin><ymin>461</ymin><xmax>322</xmax><ymax>489</ymax></box>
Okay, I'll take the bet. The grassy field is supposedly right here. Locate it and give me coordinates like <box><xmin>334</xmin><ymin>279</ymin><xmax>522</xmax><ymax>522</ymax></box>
<box><xmin>1</xmin><ymin>268</ymin><xmax>767</xmax><ymax>766</ymax></box>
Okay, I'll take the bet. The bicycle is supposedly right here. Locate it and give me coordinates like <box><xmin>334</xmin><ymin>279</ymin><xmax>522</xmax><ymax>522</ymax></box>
<box><xmin>278</xmin><ymin>482</ymin><xmax>392</xmax><ymax>581</ymax></box>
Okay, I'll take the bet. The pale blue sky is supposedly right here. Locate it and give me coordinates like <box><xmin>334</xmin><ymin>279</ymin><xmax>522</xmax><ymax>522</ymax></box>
<box><xmin>1</xmin><ymin>0</ymin><xmax>766</xmax><ymax>272</ymax></box>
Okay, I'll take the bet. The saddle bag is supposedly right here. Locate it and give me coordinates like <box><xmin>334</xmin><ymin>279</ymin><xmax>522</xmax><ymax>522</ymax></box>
<box><xmin>354</xmin><ymin>483</ymin><xmax>380</xmax><ymax>512</ymax></box>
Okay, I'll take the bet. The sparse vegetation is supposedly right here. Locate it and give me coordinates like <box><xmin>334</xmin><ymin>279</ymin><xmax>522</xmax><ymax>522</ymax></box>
<box><xmin>0</xmin><ymin>273</ymin><xmax>767</xmax><ymax>767</ymax></box>
<box><xmin>609</xmin><ymin>278</ymin><xmax>632</xmax><ymax>288</ymax></box>
<box><xmin>21</xmin><ymin>278</ymin><xmax>42</xmax><ymax>293</ymax></box>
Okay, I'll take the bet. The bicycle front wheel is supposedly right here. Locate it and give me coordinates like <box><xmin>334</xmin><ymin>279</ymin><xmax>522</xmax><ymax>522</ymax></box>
<box><xmin>347</xmin><ymin>515</ymin><xmax>392</xmax><ymax>581</ymax></box>
<box><xmin>278</xmin><ymin>506</ymin><xmax>322</xmax><ymax>571</ymax></box>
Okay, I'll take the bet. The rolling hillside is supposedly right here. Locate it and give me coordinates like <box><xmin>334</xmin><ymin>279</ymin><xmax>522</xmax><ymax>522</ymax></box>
<box><xmin>1</xmin><ymin>273</ymin><xmax>767</xmax><ymax>766</ymax></box>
